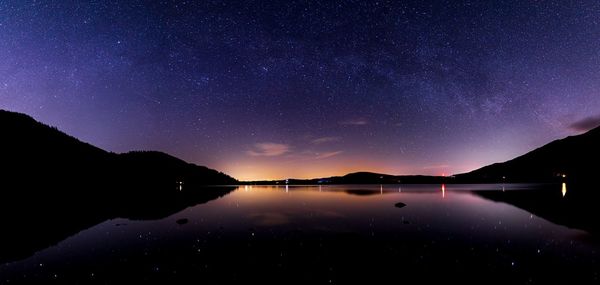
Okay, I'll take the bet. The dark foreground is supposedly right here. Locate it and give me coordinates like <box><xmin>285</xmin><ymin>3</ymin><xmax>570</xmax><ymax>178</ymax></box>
<box><xmin>1</xmin><ymin>184</ymin><xmax>599</xmax><ymax>284</ymax></box>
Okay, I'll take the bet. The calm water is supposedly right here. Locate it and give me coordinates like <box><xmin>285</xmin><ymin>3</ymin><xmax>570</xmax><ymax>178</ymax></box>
<box><xmin>1</xmin><ymin>184</ymin><xmax>599</xmax><ymax>284</ymax></box>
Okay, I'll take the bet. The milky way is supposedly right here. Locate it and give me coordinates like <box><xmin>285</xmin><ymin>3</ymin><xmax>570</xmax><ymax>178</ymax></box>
<box><xmin>1</xmin><ymin>1</ymin><xmax>600</xmax><ymax>180</ymax></box>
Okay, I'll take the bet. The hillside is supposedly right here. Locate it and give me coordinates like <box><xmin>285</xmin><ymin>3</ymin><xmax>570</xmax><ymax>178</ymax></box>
<box><xmin>455</xmin><ymin>126</ymin><xmax>600</xmax><ymax>183</ymax></box>
<box><xmin>0</xmin><ymin>109</ymin><xmax>237</xmax><ymax>263</ymax></box>
<box><xmin>0</xmin><ymin>109</ymin><xmax>237</xmax><ymax>191</ymax></box>
<box><xmin>246</xmin><ymin>126</ymin><xmax>600</xmax><ymax>185</ymax></box>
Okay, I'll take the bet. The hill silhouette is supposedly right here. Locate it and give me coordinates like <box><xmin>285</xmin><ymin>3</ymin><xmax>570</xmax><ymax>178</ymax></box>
<box><xmin>3</xmin><ymin>109</ymin><xmax>600</xmax><ymax>262</ymax></box>
<box><xmin>455</xmin><ymin>125</ymin><xmax>600</xmax><ymax>184</ymax></box>
<box><xmin>1</xmin><ymin>109</ymin><xmax>237</xmax><ymax>190</ymax></box>
<box><xmin>457</xmin><ymin>126</ymin><xmax>600</xmax><ymax>234</ymax></box>
<box><xmin>0</xmin><ymin>109</ymin><xmax>237</xmax><ymax>263</ymax></box>
<box><xmin>247</xmin><ymin>126</ymin><xmax>600</xmax><ymax>185</ymax></box>
<box><xmin>248</xmin><ymin>172</ymin><xmax>449</xmax><ymax>185</ymax></box>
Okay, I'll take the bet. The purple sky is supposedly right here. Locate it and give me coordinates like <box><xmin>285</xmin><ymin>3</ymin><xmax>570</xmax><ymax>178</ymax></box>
<box><xmin>2</xmin><ymin>1</ymin><xmax>600</xmax><ymax>180</ymax></box>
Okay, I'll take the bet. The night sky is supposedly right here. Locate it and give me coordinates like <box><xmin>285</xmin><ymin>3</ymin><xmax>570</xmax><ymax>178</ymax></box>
<box><xmin>2</xmin><ymin>1</ymin><xmax>600</xmax><ymax>180</ymax></box>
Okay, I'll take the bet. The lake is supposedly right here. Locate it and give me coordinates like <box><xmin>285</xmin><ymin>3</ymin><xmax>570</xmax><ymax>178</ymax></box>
<box><xmin>1</xmin><ymin>184</ymin><xmax>598</xmax><ymax>284</ymax></box>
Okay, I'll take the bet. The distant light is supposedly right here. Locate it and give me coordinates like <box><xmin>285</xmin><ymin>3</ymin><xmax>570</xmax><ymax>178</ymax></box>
<box><xmin>441</xmin><ymin>184</ymin><xmax>446</xmax><ymax>198</ymax></box>
<box><xmin>562</xmin><ymin>182</ymin><xmax>567</xmax><ymax>197</ymax></box>
<box><xmin>562</xmin><ymin>174</ymin><xmax>566</xmax><ymax>178</ymax></box>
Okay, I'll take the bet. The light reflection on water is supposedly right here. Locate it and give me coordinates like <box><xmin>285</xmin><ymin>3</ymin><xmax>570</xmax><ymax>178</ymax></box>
<box><xmin>209</xmin><ymin>184</ymin><xmax>558</xmax><ymax>230</ymax></box>
<box><xmin>441</xmin><ymin>183</ymin><xmax>446</xmax><ymax>198</ymax></box>
<box><xmin>0</xmin><ymin>183</ymin><xmax>597</xmax><ymax>284</ymax></box>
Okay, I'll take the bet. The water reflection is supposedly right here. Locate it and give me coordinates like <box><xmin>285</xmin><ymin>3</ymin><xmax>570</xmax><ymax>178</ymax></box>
<box><xmin>1</xmin><ymin>184</ymin><xmax>599</xmax><ymax>284</ymax></box>
<box><xmin>441</xmin><ymin>184</ymin><xmax>446</xmax><ymax>198</ymax></box>
<box><xmin>475</xmin><ymin>182</ymin><xmax>600</xmax><ymax>235</ymax></box>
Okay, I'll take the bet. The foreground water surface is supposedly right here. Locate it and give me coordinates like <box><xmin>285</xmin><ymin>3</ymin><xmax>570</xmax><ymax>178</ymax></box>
<box><xmin>1</xmin><ymin>184</ymin><xmax>598</xmax><ymax>284</ymax></box>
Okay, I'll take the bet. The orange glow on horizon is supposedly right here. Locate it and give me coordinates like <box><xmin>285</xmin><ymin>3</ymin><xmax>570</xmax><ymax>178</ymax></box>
<box><xmin>223</xmin><ymin>157</ymin><xmax>404</xmax><ymax>181</ymax></box>
<box><xmin>219</xmin><ymin>154</ymin><xmax>473</xmax><ymax>181</ymax></box>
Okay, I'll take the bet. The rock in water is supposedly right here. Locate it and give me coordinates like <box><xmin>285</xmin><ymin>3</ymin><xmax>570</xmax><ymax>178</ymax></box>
<box><xmin>394</xmin><ymin>202</ymin><xmax>407</xmax><ymax>208</ymax></box>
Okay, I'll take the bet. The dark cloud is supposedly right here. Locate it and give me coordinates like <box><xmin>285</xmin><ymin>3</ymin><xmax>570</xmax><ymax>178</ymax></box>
<box><xmin>569</xmin><ymin>115</ymin><xmax>600</xmax><ymax>132</ymax></box>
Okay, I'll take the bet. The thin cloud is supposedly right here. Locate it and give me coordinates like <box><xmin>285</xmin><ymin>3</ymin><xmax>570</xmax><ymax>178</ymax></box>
<box><xmin>316</xmin><ymin>151</ymin><xmax>343</xmax><ymax>159</ymax></box>
<box><xmin>311</xmin><ymin>136</ymin><xmax>340</xmax><ymax>144</ymax></box>
<box><xmin>246</xmin><ymin>143</ymin><xmax>290</xmax><ymax>156</ymax></box>
<box><xmin>569</xmin><ymin>115</ymin><xmax>600</xmax><ymax>132</ymax></box>
<box><xmin>422</xmin><ymin>164</ymin><xmax>450</xmax><ymax>170</ymax></box>
<box><xmin>339</xmin><ymin>119</ymin><xmax>368</xmax><ymax>126</ymax></box>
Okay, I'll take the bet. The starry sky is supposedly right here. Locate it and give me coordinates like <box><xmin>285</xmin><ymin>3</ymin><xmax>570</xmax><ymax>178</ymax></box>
<box><xmin>2</xmin><ymin>0</ymin><xmax>600</xmax><ymax>180</ymax></box>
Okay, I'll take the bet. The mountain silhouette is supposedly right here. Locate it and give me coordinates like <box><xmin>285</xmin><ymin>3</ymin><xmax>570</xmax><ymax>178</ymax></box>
<box><xmin>0</xmin><ymin>109</ymin><xmax>237</xmax><ymax>263</ymax></box>
<box><xmin>248</xmin><ymin>172</ymin><xmax>448</xmax><ymax>185</ymax></box>
<box><xmin>246</xmin><ymin>126</ymin><xmax>600</xmax><ymax>186</ymax></box>
<box><xmin>1</xmin><ymin>109</ymin><xmax>237</xmax><ymax>190</ymax></box>
<box><xmin>455</xmin><ymin>125</ymin><xmax>600</xmax><ymax>183</ymax></box>
<box><xmin>2</xmin><ymin>109</ymin><xmax>599</xmax><ymax>262</ymax></box>
<box><xmin>457</xmin><ymin>126</ymin><xmax>600</xmax><ymax>234</ymax></box>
